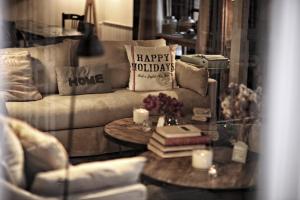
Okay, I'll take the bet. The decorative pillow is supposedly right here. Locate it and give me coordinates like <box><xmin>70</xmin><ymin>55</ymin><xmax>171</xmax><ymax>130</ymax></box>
<box><xmin>5</xmin><ymin>117</ymin><xmax>68</xmax><ymax>186</ymax></box>
<box><xmin>135</xmin><ymin>38</ymin><xmax>166</xmax><ymax>47</ymax></box>
<box><xmin>31</xmin><ymin>157</ymin><xmax>146</xmax><ymax>196</ymax></box>
<box><xmin>125</xmin><ymin>45</ymin><xmax>177</xmax><ymax>91</ymax></box>
<box><xmin>65</xmin><ymin>39</ymin><xmax>168</xmax><ymax>89</ymax></box>
<box><xmin>0</xmin><ymin>117</ymin><xmax>26</xmax><ymax>188</ymax></box>
<box><xmin>0</xmin><ymin>51</ymin><xmax>42</xmax><ymax>101</ymax></box>
<box><xmin>175</xmin><ymin>60</ymin><xmax>209</xmax><ymax>96</ymax></box>
<box><xmin>78</xmin><ymin>56</ymin><xmax>130</xmax><ymax>89</ymax></box>
<box><xmin>56</xmin><ymin>65</ymin><xmax>112</xmax><ymax>95</ymax></box>
<box><xmin>0</xmin><ymin>42</ymin><xmax>72</xmax><ymax>95</ymax></box>
<box><xmin>29</xmin><ymin>42</ymin><xmax>72</xmax><ymax>94</ymax></box>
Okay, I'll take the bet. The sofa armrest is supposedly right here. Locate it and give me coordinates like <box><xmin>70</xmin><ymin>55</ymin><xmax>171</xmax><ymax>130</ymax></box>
<box><xmin>31</xmin><ymin>157</ymin><xmax>146</xmax><ymax>197</ymax></box>
<box><xmin>0</xmin><ymin>180</ymin><xmax>54</xmax><ymax>200</ymax></box>
<box><xmin>68</xmin><ymin>184</ymin><xmax>147</xmax><ymax>200</ymax></box>
<box><xmin>208</xmin><ymin>78</ymin><xmax>217</xmax><ymax>121</ymax></box>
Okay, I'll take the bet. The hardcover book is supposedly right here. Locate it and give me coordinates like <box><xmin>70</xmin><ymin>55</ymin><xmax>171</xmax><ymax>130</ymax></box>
<box><xmin>147</xmin><ymin>144</ymin><xmax>192</xmax><ymax>158</ymax></box>
<box><xmin>155</xmin><ymin>124</ymin><xmax>201</xmax><ymax>138</ymax></box>
<box><xmin>149</xmin><ymin>138</ymin><xmax>204</xmax><ymax>152</ymax></box>
<box><xmin>180</xmin><ymin>54</ymin><xmax>229</xmax><ymax>69</ymax></box>
<box><xmin>152</xmin><ymin>132</ymin><xmax>211</xmax><ymax>146</ymax></box>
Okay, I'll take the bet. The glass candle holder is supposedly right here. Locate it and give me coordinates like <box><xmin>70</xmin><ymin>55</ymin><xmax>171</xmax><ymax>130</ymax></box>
<box><xmin>133</xmin><ymin>107</ymin><xmax>149</xmax><ymax>124</ymax></box>
<box><xmin>192</xmin><ymin>148</ymin><xmax>213</xmax><ymax>170</ymax></box>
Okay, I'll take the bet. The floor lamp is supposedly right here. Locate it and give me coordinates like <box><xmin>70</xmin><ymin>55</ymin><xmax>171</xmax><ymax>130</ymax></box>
<box><xmin>84</xmin><ymin>0</ymin><xmax>98</xmax><ymax>34</ymax></box>
<box><xmin>63</xmin><ymin>1</ymin><xmax>103</xmax><ymax>198</ymax></box>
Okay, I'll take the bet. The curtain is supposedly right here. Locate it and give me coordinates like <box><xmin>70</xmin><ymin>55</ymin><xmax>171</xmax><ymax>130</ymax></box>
<box><xmin>138</xmin><ymin>0</ymin><xmax>163</xmax><ymax>40</ymax></box>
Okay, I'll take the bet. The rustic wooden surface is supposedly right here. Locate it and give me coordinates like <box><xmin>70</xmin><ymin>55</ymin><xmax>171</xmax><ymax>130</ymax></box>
<box><xmin>104</xmin><ymin>118</ymin><xmax>153</xmax><ymax>146</ymax></box>
<box><xmin>156</xmin><ymin>33</ymin><xmax>196</xmax><ymax>48</ymax></box>
<box><xmin>142</xmin><ymin>147</ymin><xmax>257</xmax><ymax>189</ymax></box>
<box><xmin>104</xmin><ymin>117</ymin><xmax>219</xmax><ymax>147</ymax></box>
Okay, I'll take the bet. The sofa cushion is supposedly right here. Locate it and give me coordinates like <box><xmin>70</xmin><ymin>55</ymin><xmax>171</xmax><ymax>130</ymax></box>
<box><xmin>31</xmin><ymin>157</ymin><xmax>146</xmax><ymax>196</ymax></box>
<box><xmin>175</xmin><ymin>60</ymin><xmax>209</xmax><ymax>96</ymax></box>
<box><xmin>0</xmin><ymin>117</ymin><xmax>26</xmax><ymax>188</ymax></box>
<box><xmin>6</xmin><ymin>88</ymin><xmax>210</xmax><ymax>131</ymax></box>
<box><xmin>0</xmin><ymin>42</ymin><xmax>72</xmax><ymax>95</ymax></box>
<box><xmin>67</xmin><ymin>184</ymin><xmax>147</xmax><ymax>200</ymax></box>
<box><xmin>6</xmin><ymin>117</ymin><xmax>68</xmax><ymax>186</ymax></box>
<box><xmin>0</xmin><ymin>51</ymin><xmax>42</xmax><ymax>102</ymax></box>
<box><xmin>66</xmin><ymin>39</ymin><xmax>167</xmax><ymax>89</ymax></box>
<box><xmin>56</xmin><ymin>65</ymin><xmax>112</xmax><ymax>95</ymax></box>
<box><xmin>125</xmin><ymin>45</ymin><xmax>177</xmax><ymax>91</ymax></box>
<box><xmin>135</xmin><ymin>38</ymin><xmax>166</xmax><ymax>47</ymax></box>
<box><xmin>74</xmin><ymin>40</ymin><xmax>134</xmax><ymax>89</ymax></box>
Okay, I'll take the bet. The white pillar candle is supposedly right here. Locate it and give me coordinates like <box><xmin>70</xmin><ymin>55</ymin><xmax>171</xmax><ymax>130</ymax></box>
<box><xmin>133</xmin><ymin>108</ymin><xmax>149</xmax><ymax>124</ymax></box>
<box><xmin>192</xmin><ymin>149</ymin><xmax>213</xmax><ymax>169</ymax></box>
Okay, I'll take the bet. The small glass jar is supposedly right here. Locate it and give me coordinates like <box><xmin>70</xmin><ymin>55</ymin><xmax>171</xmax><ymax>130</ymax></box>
<box><xmin>192</xmin><ymin>147</ymin><xmax>214</xmax><ymax>170</ymax></box>
<box><xmin>133</xmin><ymin>107</ymin><xmax>149</xmax><ymax>125</ymax></box>
<box><xmin>178</xmin><ymin>16</ymin><xmax>196</xmax><ymax>33</ymax></box>
<box><xmin>162</xmin><ymin>16</ymin><xmax>178</xmax><ymax>34</ymax></box>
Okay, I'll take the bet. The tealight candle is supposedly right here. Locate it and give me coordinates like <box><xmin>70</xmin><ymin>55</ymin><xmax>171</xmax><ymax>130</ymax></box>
<box><xmin>208</xmin><ymin>165</ymin><xmax>218</xmax><ymax>178</ymax></box>
<box><xmin>192</xmin><ymin>149</ymin><xmax>213</xmax><ymax>169</ymax></box>
<box><xmin>133</xmin><ymin>108</ymin><xmax>149</xmax><ymax>124</ymax></box>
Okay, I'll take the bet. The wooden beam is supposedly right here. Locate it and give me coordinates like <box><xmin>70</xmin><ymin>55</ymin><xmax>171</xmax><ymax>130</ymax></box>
<box><xmin>229</xmin><ymin>0</ymin><xmax>250</xmax><ymax>84</ymax></box>
<box><xmin>196</xmin><ymin>0</ymin><xmax>211</xmax><ymax>54</ymax></box>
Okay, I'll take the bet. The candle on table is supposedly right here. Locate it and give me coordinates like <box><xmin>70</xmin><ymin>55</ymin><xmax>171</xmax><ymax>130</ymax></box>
<box><xmin>133</xmin><ymin>108</ymin><xmax>149</xmax><ymax>124</ymax></box>
<box><xmin>192</xmin><ymin>149</ymin><xmax>213</xmax><ymax>169</ymax></box>
<box><xmin>208</xmin><ymin>165</ymin><xmax>218</xmax><ymax>178</ymax></box>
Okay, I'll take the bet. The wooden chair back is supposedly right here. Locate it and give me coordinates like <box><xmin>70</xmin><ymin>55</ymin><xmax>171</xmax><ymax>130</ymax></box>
<box><xmin>62</xmin><ymin>13</ymin><xmax>85</xmax><ymax>30</ymax></box>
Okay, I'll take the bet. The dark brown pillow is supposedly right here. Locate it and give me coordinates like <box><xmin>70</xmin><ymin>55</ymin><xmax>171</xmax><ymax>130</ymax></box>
<box><xmin>56</xmin><ymin>65</ymin><xmax>112</xmax><ymax>95</ymax></box>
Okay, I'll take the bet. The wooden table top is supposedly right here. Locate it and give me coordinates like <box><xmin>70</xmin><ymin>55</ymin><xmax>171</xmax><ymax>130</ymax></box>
<box><xmin>142</xmin><ymin>147</ymin><xmax>258</xmax><ymax>189</ymax></box>
<box><xmin>104</xmin><ymin>117</ymin><xmax>219</xmax><ymax>148</ymax></box>
<box><xmin>104</xmin><ymin>118</ymin><xmax>153</xmax><ymax>148</ymax></box>
<box><xmin>16</xmin><ymin>20</ymin><xmax>83</xmax><ymax>39</ymax></box>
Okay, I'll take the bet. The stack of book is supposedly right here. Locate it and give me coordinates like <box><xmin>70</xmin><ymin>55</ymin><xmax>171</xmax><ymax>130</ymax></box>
<box><xmin>192</xmin><ymin>107</ymin><xmax>211</xmax><ymax>122</ymax></box>
<box><xmin>180</xmin><ymin>54</ymin><xmax>229</xmax><ymax>69</ymax></box>
<box><xmin>147</xmin><ymin>125</ymin><xmax>212</xmax><ymax>158</ymax></box>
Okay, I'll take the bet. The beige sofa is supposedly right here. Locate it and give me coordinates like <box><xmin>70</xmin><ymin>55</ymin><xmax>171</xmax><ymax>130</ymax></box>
<box><xmin>3</xmin><ymin>39</ymin><xmax>217</xmax><ymax>157</ymax></box>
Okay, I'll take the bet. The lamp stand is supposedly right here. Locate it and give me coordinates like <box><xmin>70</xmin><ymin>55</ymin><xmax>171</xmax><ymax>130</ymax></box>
<box><xmin>84</xmin><ymin>0</ymin><xmax>98</xmax><ymax>34</ymax></box>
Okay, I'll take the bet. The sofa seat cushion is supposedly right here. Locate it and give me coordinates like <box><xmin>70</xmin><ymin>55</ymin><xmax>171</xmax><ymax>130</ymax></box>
<box><xmin>31</xmin><ymin>157</ymin><xmax>146</xmax><ymax>196</ymax></box>
<box><xmin>6</xmin><ymin>88</ymin><xmax>210</xmax><ymax>131</ymax></box>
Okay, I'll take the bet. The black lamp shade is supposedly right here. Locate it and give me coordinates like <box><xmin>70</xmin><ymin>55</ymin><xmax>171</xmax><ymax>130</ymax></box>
<box><xmin>77</xmin><ymin>23</ymin><xmax>104</xmax><ymax>57</ymax></box>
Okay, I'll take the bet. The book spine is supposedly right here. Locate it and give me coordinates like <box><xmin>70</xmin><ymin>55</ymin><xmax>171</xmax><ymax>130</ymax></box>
<box><xmin>164</xmin><ymin>136</ymin><xmax>211</xmax><ymax>146</ymax></box>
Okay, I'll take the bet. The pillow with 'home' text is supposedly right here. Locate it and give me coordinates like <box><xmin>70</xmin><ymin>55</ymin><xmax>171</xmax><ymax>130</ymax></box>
<box><xmin>125</xmin><ymin>45</ymin><xmax>177</xmax><ymax>91</ymax></box>
<box><xmin>56</xmin><ymin>65</ymin><xmax>112</xmax><ymax>95</ymax></box>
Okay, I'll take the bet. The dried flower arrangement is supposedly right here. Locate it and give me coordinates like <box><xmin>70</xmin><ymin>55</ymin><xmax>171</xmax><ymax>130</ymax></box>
<box><xmin>221</xmin><ymin>83</ymin><xmax>262</xmax><ymax>121</ymax></box>
<box><xmin>221</xmin><ymin>83</ymin><xmax>263</xmax><ymax>143</ymax></box>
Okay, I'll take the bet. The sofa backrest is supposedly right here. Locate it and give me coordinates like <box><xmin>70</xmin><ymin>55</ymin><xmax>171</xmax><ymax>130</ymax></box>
<box><xmin>67</xmin><ymin>38</ymin><xmax>167</xmax><ymax>89</ymax></box>
<box><xmin>0</xmin><ymin>39</ymin><xmax>167</xmax><ymax>95</ymax></box>
<box><xmin>0</xmin><ymin>42</ymin><xmax>72</xmax><ymax>95</ymax></box>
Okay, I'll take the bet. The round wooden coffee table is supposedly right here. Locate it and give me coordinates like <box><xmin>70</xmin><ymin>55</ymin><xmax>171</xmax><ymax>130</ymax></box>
<box><xmin>141</xmin><ymin>147</ymin><xmax>258</xmax><ymax>189</ymax></box>
<box><xmin>104</xmin><ymin>118</ymin><xmax>152</xmax><ymax>149</ymax></box>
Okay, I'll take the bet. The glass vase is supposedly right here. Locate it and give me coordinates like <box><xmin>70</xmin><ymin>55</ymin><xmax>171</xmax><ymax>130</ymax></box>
<box><xmin>164</xmin><ymin>115</ymin><xmax>179</xmax><ymax>126</ymax></box>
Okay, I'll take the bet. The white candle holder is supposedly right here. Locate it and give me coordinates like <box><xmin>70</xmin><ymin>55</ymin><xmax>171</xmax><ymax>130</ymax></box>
<box><xmin>192</xmin><ymin>148</ymin><xmax>213</xmax><ymax>170</ymax></box>
<box><xmin>133</xmin><ymin>107</ymin><xmax>149</xmax><ymax>124</ymax></box>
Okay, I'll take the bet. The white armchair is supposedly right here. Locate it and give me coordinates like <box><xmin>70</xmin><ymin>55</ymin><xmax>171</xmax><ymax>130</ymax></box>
<box><xmin>0</xmin><ymin>116</ymin><xmax>147</xmax><ymax>200</ymax></box>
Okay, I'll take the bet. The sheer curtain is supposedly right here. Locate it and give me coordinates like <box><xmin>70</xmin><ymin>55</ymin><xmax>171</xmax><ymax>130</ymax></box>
<box><xmin>138</xmin><ymin>0</ymin><xmax>163</xmax><ymax>40</ymax></box>
<box><xmin>260</xmin><ymin>0</ymin><xmax>300</xmax><ymax>199</ymax></box>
